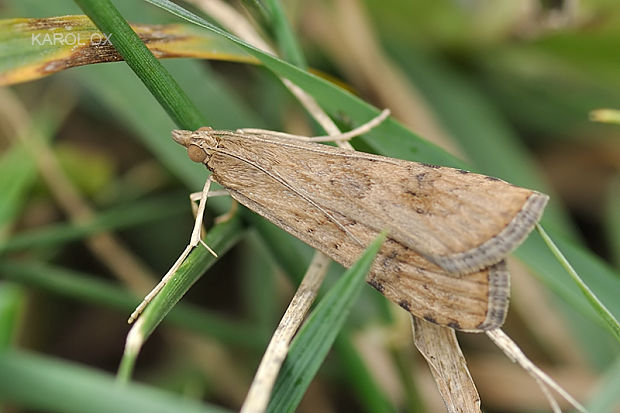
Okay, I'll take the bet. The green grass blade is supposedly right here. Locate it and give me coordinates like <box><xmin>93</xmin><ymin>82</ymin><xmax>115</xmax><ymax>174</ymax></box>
<box><xmin>333</xmin><ymin>335</ymin><xmax>394</xmax><ymax>413</ymax></box>
<box><xmin>71</xmin><ymin>2</ymin><xmax>259</xmax><ymax>372</ymax></box>
<box><xmin>264</xmin><ymin>0</ymin><xmax>307</xmax><ymax>67</ymax></box>
<box><xmin>0</xmin><ymin>107</ymin><xmax>65</xmax><ymax>241</ymax></box>
<box><xmin>267</xmin><ymin>232</ymin><xmax>386</xmax><ymax>412</ymax></box>
<box><xmin>130</xmin><ymin>216</ymin><xmax>243</xmax><ymax>342</ymax></box>
<box><xmin>74</xmin><ymin>0</ymin><xmax>206</xmax><ymax>130</ymax></box>
<box><xmin>606</xmin><ymin>177</ymin><xmax>620</xmax><ymax>268</ymax></box>
<box><xmin>0</xmin><ymin>259</ymin><xmax>263</xmax><ymax>348</ymax></box>
<box><xmin>0</xmin><ymin>283</ymin><xmax>24</xmax><ymax>350</ymax></box>
<box><xmin>0</xmin><ymin>350</ymin><xmax>231</xmax><ymax>413</ymax></box>
<box><xmin>0</xmin><ymin>145</ymin><xmax>38</xmax><ymax>241</ymax></box>
<box><xmin>0</xmin><ymin>194</ymin><xmax>186</xmax><ymax>254</ymax></box>
<box><xmin>143</xmin><ymin>0</ymin><xmax>463</xmax><ymax>168</ymax></box>
<box><xmin>117</xmin><ymin>217</ymin><xmax>244</xmax><ymax>380</ymax></box>
<box><xmin>586</xmin><ymin>357</ymin><xmax>620</xmax><ymax>413</ymax></box>
<box><xmin>537</xmin><ymin>225</ymin><xmax>620</xmax><ymax>343</ymax></box>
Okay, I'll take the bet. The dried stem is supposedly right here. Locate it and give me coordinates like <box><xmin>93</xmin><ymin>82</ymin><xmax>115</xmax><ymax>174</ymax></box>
<box><xmin>486</xmin><ymin>329</ymin><xmax>587</xmax><ymax>413</ymax></box>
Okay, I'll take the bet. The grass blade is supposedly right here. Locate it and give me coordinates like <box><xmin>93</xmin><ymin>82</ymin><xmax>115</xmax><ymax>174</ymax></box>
<box><xmin>117</xmin><ymin>216</ymin><xmax>244</xmax><ymax>380</ymax></box>
<box><xmin>143</xmin><ymin>0</ymin><xmax>463</xmax><ymax>167</ymax></box>
<box><xmin>0</xmin><ymin>15</ymin><xmax>255</xmax><ymax>86</ymax></box>
<box><xmin>0</xmin><ymin>194</ymin><xmax>186</xmax><ymax>254</ymax></box>
<box><xmin>264</xmin><ymin>0</ymin><xmax>306</xmax><ymax>67</ymax></box>
<box><xmin>537</xmin><ymin>225</ymin><xmax>620</xmax><ymax>343</ymax></box>
<box><xmin>0</xmin><ymin>283</ymin><xmax>24</xmax><ymax>350</ymax></box>
<box><xmin>74</xmin><ymin>0</ymin><xmax>206</xmax><ymax>130</ymax></box>
<box><xmin>0</xmin><ymin>350</ymin><xmax>231</xmax><ymax>413</ymax></box>
<box><xmin>129</xmin><ymin>216</ymin><xmax>243</xmax><ymax>342</ymax></box>
<box><xmin>267</xmin><ymin>232</ymin><xmax>386</xmax><ymax>412</ymax></box>
<box><xmin>0</xmin><ymin>259</ymin><xmax>263</xmax><ymax>348</ymax></box>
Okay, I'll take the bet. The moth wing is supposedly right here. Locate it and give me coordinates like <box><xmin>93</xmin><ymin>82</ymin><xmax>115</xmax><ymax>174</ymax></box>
<box><xmin>207</xmin><ymin>145</ymin><xmax>509</xmax><ymax>331</ymax></box>
<box><xmin>228</xmin><ymin>136</ymin><xmax>547</xmax><ymax>275</ymax></box>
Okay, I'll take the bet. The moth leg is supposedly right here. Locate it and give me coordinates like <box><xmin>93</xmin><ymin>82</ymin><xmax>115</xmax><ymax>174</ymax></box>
<box><xmin>188</xmin><ymin>191</ymin><xmax>227</xmax><ymax>257</ymax></box>
<box><xmin>215</xmin><ymin>199</ymin><xmax>238</xmax><ymax>224</ymax></box>
<box><xmin>128</xmin><ymin>175</ymin><xmax>215</xmax><ymax>324</ymax></box>
<box><xmin>191</xmin><ymin>189</ymin><xmax>236</xmax><ymax>224</ymax></box>
<box><xmin>237</xmin><ymin>109</ymin><xmax>390</xmax><ymax>142</ymax></box>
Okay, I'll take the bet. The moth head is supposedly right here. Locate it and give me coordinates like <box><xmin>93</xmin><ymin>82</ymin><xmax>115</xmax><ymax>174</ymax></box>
<box><xmin>172</xmin><ymin>128</ymin><xmax>218</xmax><ymax>163</ymax></box>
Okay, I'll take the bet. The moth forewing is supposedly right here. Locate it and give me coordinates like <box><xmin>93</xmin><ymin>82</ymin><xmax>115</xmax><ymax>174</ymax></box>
<box><xmin>171</xmin><ymin>127</ymin><xmax>546</xmax><ymax>331</ymax></box>
<box><xmin>191</xmin><ymin>130</ymin><xmax>548</xmax><ymax>272</ymax></box>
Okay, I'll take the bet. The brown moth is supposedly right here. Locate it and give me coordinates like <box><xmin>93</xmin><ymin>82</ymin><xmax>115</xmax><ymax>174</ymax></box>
<box><xmin>170</xmin><ymin>126</ymin><xmax>548</xmax><ymax>332</ymax></box>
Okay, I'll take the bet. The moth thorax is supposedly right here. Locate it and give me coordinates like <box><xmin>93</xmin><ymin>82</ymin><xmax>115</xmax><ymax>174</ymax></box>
<box><xmin>187</xmin><ymin>145</ymin><xmax>208</xmax><ymax>163</ymax></box>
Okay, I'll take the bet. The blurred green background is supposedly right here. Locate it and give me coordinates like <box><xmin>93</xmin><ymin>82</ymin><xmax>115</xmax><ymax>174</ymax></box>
<box><xmin>0</xmin><ymin>0</ymin><xmax>619</xmax><ymax>412</ymax></box>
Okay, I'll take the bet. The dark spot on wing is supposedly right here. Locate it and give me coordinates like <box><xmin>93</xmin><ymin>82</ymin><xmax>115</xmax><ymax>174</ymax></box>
<box><xmin>368</xmin><ymin>279</ymin><xmax>385</xmax><ymax>293</ymax></box>
<box><xmin>423</xmin><ymin>314</ymin><xmax>437</xmax><ymax>324</ymax></box>
<box><xmin>415</xmin><ymin>208</ymin><xmax>425</xmax><ymax>214</ymax></box>
<box><xmin>457</xmin><ymin>169</ymin><xmax>470</xmax><ymax>174</ymax></box>
<box><xmin>398</xmin><ymin>300</ymin><xmax>411</xmax><ymax>311</ymax></box>
<box><xmin>447</xmin><ymin>321</ymin><xmax>461</xmax><ymax>329</ymax></box>
<box><xmin>420</xmin><ymin>162</ymin><xmax>441</xmax><ymax>169</ymax></box>
<box><xmin>485</xmin><ymin>176</ymin><xmax>501</xmax><ymax>182</ymax></box>
<box><xmin>381</xmin><ymin>253</ymin><xmax>402</xmax><ymax>276</ymax></box>
<box><xmin>405</xmin><ymin>190</ymin><xmax>417</xmax><ymax>197</ymax></box>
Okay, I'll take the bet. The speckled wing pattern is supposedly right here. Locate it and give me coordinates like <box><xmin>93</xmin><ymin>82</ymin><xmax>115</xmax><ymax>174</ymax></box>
<box><xmin>198</xmin><ymin>131</ymin><xmax>547</xmax><ymax>332</ymax></box>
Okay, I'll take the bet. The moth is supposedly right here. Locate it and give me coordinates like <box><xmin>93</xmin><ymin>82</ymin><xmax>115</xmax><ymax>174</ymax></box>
<box><xmin>144</xmin><ymin>117</ymin><xmax>547</xmax><ymax>332</ymax></box>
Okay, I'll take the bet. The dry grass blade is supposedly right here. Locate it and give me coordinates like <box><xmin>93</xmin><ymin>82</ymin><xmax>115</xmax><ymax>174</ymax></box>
<box><xmin>486</xmin><ymin>329</ymin><xmax>587</xmax><ymax>413</ymax></box>
<box><xmin>412</xmin><ymin>317</ymin><xmax>480</xmax><ymax>412</ymax></box>
<box><xmin>240</xmin><ymin>253</ymin><xmax>331</xmax><ymax>413</ymax></box>
<box><xmin>0</xmin><ymin>15</ymin><xmax>256</xmax><ymax>86</ymax></box>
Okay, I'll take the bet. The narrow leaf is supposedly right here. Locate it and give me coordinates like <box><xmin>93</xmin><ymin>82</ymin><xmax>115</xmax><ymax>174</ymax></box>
<box><xmin>0</xmin><ymin>15</ymin><xmax>255</xmax><ymax>86</ymax></box>
<box><xmin>0</xmin><ymin>350</ymin><xmax>230</xmax><ymax>413</ymax></box>
<box><xmin>267</xmin><ymin>232</ymin><xmax>386</xmax><ymax>412</ymax></box>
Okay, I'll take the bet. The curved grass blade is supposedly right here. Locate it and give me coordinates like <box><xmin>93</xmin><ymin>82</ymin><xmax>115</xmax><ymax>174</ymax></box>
<box><xmin>266</xmin><ymin>232</ymin><xmax>386</xmax><ymax>413</ymax></box>
<box><xmin>537</xmin><ymin>225</ymin><xmax>620</xmax><ymax>343</ymax></box>
<box><xmin>0</xmin><ymin>15</ymin><xmax>255</xmax><ymax>86</ymax></box>
<box><xmin>133</xmin><ymin>216</ymin><xmax>242</xmax><ymax>340</ymax></box>
<box><xmin>117</xmin><ymin>216</ymin><xmax>244</xmax><ymax>380</ymax></box>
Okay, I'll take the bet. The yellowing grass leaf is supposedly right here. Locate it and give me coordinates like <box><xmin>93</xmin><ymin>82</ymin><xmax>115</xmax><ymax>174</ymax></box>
<box><xmin>0</xmin><ymin>15</ymin><xmax>256</xmax><ymax>85</ymax></box>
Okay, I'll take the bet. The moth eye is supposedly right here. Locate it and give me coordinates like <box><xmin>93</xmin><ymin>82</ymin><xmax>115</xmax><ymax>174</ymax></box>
<box><xmin>187</xmin><ymin>145</ymin><xmax>207</xmax><ymax>163</ymax></box>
